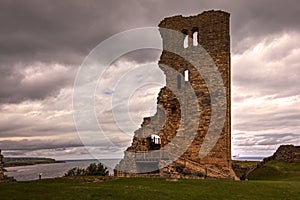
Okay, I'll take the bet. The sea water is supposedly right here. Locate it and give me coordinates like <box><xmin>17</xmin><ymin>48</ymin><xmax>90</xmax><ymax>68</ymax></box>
<box><xmin>5</xmin><ymin>157</ymin><xmax>266</xmax><ymax>181</ymax></box>
<box><xmin>4</xmin><ymin>159</ymin><xmax>121</xmax><ymax>181</ymax></box>
<box><xmin>233</xmin><ymin>156</ymin><xmax>266</xmax><ymax>161</ymax></box>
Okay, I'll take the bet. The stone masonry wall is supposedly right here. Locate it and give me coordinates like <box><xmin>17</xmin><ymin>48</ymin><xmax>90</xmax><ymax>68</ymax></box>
<box><xmin>0</xmin><ymin>150</ymin><xmax>4</xmax><ymax>180</ymax></box>
<box><xmin>116</xmin><ymin>10</ymin><xmax>236</xmax><ymax>179</ymax></box>
<box><xmin>0</xmin><ymin>149</ymin><xmax>16</xmax><ymax>183</ymax></box>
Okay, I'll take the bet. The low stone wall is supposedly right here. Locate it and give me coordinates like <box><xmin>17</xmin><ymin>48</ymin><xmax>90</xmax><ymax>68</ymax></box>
<box><xmin>0</xmin><ymin>150</ymin><xmax>5</xmax><ymax>180</ymax></box>
<box><xmin>0</xmin><ymin>150</ymin><xmax>16</xmax><ymax>183</ymax></box>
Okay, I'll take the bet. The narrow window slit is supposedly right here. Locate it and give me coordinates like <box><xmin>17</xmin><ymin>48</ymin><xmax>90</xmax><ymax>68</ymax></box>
<box><xmin>182</xmin><ymin>29</ymin><xmax>188</xmax><ymax>48</ymax></box>
<box><xmin>192</xmin><ymin>27</ymin><xmax>199</xmax><ymax>46</ymax></box>
<box><xmin>184</xmin><ymin>70</ymin><xmax>189</xmax><ymax>82</ymax></box>
<box><xmin>177</xmin><ymin>74</ymin><xmax>182</xmax><ymax>89</ymax></box>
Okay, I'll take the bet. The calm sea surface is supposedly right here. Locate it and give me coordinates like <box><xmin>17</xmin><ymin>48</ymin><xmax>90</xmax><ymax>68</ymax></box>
<box><xmin>233</xmin><ymin>156</ymin><xmax>266</xmax><ymax>161</ymax></box>
<box><xmin>4</xmin><ymin>159</ymin><xmax>121</xmax><ymax>181</ymax></box>
<box><xmin>5</xmin><ymin>157</ymin><xmax>265</xmax><ymax>181</ymax></box>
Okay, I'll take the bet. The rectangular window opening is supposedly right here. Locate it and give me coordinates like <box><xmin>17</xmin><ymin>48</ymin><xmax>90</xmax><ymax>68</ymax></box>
<box><xmin>184</xmin><ymin>70</ymin><xmax>189</xmax><ymax>82</ymax></box>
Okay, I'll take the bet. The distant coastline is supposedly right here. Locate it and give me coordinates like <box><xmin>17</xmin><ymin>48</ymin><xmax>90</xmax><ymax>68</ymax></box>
<box><xmin>3</xmin><ymin>157</ymin><xmax>64</xmax><ymax>167</ymax></box>
<box><xmin>232</xmin><ymin>156</ymin><xmax>266</xmax><ymax>161</ymax></box>
<box><xmin>4</xmin><ymin>159</ymin><xmax>121</xmax><ymax>181</ymax></box>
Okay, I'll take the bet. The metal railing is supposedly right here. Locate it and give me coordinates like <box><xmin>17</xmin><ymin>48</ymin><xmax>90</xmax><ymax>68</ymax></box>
<box><xmin>133</xmin><ymin>150</ymin><xmax>233</xmax><ymax>179</ymax></box>
<box><xmin>135</xmin><ymin>150</ymin><xmax>170</xmax><ymax>161</ymax></box>
<box><xmin>176</xmin><ymin>156</ymin><xmax>233</xmax><ymax>179</ymax></box>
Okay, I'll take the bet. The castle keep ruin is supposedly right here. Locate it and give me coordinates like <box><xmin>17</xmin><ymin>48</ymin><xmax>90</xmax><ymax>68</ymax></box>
<box><xmin>115</xmin><ymin>10</ymin><xmax>236</xmax><ymax>179</ymax></box>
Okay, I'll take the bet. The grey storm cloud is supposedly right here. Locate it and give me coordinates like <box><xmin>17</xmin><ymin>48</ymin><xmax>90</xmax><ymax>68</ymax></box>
<box><xmin>1</xmin><ymin>0</ymin><xmax>300</xmax><ymax>66</ymax></box>
<box><xmin>1</xmin><ymin>0</ymin><xmax>299</xmax><ymax>103</ymax></box>
<box><xmin>0</xmin><ymin>0</ymin><xmax>158</xmax><ymax>66</ymax></box>
<box><xmin>235</xmin><ymin>132</ymin><xmax>300</xmax><ymax>146</ymax></box>
<box><xmin>0</xmin><ymin>63</ymin><xmax>76</xmax><ymax>103</ymax></box>
<box><xmin>0</xmin><ymin>0</ymin><xmax>300</xmax><ymax>157</ymax></box>
<box><xmin>0</xmin><ymin>138</ymin><xmax>83</xmax><ymax>151</ymax></box>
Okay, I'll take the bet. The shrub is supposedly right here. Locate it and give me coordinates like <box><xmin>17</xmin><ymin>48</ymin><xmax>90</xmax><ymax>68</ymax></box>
<box><xmin>197</xmin><ymin>172</ymin><xmax>204</xmax><ymax>177</ymax></box>
<box><xmin>175</xmin><ymin>164</ymin><xmax>184</xmax><ymax>173</ymax></box>
<box><xmin>64</xmin><ymin>167</ymin><xmax>86</xmax><ymax>176</ymax></box>
<box><xmin>86</xmin><ymin>163</ymin><xmax>109</xmax><ymax>176</ymax></box>
<box><xmin>64</xmin><ymin>163</ymin><xmax>109</xmax><ymax>177</ymax></box>
<box><xmin>183</xmin><ymin>168</ymin><xmax>192</xmax><ymax>176</ymax></box>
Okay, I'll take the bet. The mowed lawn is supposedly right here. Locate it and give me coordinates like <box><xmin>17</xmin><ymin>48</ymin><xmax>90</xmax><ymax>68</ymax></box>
<box><xmin>0</xmin><ymin>177</ymin><xmax>299</xmax><ymax>200</ymax></box>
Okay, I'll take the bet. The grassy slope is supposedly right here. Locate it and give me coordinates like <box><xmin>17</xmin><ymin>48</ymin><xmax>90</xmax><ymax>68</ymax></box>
<box><xmin>1</xmin><ymin>161</ymin><xmax>299</xmax><ymax>199</ymax></box>
<box><xmin>232</xmin><ymin>160</ymin><xmax>260</xmax><ymax>168</ymax></box>
<box><xmin>232</xmin><ymin>160</ymin><xmax>260</xmax><ymax>178</ymax></box>
<box><xmin>0</xmin><ymin>177</ymin><xmax>300</xmax><ymax>200</ymax></box>
<box><xmin>248</xmin><ymin>160</ymin><xmax>300</xmax><ymax>181</ymax></box>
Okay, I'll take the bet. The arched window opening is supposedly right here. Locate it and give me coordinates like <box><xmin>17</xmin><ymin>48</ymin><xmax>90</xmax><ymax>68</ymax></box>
<box><xmin>182</xmin><ymin>29</ymin><xmax>188</xmax><ymax>48</ymax></box>
<box><xmin>192</xmin><ymin>27</ymin><xmax>199</xmax><ymax>46</ymax></box>
<box><xmin>149</xmin><ymin>134</ymin><xmax>161</xmax><ymax>150</ymax></box>
<box><xmin>193</xmin><ymin>31</ymin><xmax>198</xmax><ymax>46</ymax></box>
<box><xmin>184</xmin><ymin>70</ymin><xmax>189</xmax><ymax>82</ymax></box>
<box><xmin>184</xmin><ymin>35</ymin><xmax>189</xmax><ymax>48</ymax></box>
<box><xmin>151</xmin><ymin>134</ymin><xmax>161</xmax><ymax>145</ymax></box>
<box><xmin>177</xmin><ymin>74</ymin><xmax>182</xmax><ymax>89</ymax></box>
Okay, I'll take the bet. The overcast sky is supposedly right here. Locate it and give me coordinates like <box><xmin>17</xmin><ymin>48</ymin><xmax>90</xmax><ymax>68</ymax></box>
<box><xmin>0</xmin><ymin>0</ymin><xmax>300</xmax><ymax>160</ymax></box>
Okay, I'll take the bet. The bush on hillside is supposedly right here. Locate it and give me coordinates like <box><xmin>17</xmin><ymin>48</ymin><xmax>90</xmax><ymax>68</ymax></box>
<box><xmin>64</xmin><ymin>167</ymin><xmax>86</xmax><ymax>176</ymax></box>
<box><xmin>85</xmin><ymin>163</ymin><xmax>109</xmax><ymax>176</ymax></box>
<box><xmin>64</xmin><ymin>163</ymin><xmax>109</xmax><ymax>177</ymax></box>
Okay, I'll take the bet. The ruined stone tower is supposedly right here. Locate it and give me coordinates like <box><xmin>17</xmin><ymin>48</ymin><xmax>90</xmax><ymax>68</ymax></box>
<box><xmin>116</xmin><ymin>10</ymin><xmax>236</xmax><ymax>179</ymax></box>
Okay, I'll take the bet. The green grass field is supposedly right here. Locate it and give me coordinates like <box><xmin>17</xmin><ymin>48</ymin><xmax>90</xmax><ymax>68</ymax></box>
<box><xmin>249</xmin><ymin>160</ymin><xmax>300</xmax><ymax>181</ymax></box>
<box><xmin>232</xmin><ymin>160</ymin><xmax>260</xmax><ymax>168</ymax></box>
<box><xmin>0</xmin><ymin>177</ymin><xmax>299</xmax><ymax>200</ymax></box>
<box><xmin>0</xmin><ymin>161</ymin><xmax>299</xmax><ymax>200</ymax></box>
